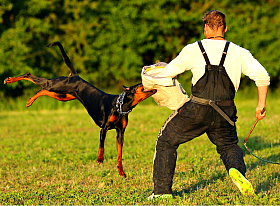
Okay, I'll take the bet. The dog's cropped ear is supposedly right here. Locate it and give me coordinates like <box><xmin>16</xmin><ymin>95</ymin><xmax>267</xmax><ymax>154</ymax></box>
<box><xmin>122</xmin><ymin>85</ymin><xmax>130</xmax><ymax>92</ymax></box>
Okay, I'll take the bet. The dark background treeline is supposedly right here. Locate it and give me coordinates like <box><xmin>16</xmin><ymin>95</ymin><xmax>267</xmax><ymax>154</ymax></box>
<box><xmin>1</xmin><ymin>0</ymin><xmax>280</xmax><ymax>98</ymax></box>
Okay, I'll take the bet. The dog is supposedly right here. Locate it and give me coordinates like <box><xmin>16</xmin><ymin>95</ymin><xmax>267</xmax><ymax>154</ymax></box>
<box><xmin>4</xmin><ymin>42</ymin><xmax>157</xmax><ymax>177</ymax></box>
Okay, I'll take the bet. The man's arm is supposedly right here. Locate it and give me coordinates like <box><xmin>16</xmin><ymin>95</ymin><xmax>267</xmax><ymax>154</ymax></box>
<box><xmin>256</xmin><ymin>85</ymin><xmax>268</xmax><ymax>120</ymax></box>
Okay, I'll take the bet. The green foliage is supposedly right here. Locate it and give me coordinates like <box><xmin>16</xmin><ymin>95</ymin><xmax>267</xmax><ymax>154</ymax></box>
<box><xmin>225</xmin><ymin>1</ymin><xmax>280</xmax><ymax>86</ymax></box>
<box><xmin>1</xmin><ymin>0</ymin><xmax>280</xmax><ymax>97</ymax></box>
<box><xmin>0</xmin><ymin>95</ymin><xmax>280</xmax><ymax>204</ymax></box>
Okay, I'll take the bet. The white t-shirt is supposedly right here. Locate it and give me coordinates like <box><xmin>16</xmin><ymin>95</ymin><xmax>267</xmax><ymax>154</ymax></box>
<box><xmin>156</xmin><ymin>39</ymin><xmax>270</xmax><ymax>91</ymax></box>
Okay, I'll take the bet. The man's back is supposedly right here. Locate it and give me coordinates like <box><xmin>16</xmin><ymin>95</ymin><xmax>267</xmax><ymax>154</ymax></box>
<box><xmin>158</xmin><ymin>39</ymin><xmax>269</xmax><ymax>91</ymax></box>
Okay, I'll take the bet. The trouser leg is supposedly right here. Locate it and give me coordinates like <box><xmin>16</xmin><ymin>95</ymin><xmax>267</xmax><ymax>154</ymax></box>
<box><xmin>153</xmin><ymin>134</ymin><xmax>178</xmax><ymax>194</ymax></box>
<box><xmin>153</xmin><ymin>104</ymin><xmax>209</xmax><ymax>194</ymax></box>
<box><xmin>217</xmin><ymin>144</ymin><xmax>246</xmax><ymax>176</ymax></box>
<box><xmin>207</xmin><ymin>106</ymin><xmax>246</xmax><ymax>177</ymax></box>
<box><xmin>153</xmin><ymin>111</ymin><xmax>179</xmax><ymax>194</ymax></box>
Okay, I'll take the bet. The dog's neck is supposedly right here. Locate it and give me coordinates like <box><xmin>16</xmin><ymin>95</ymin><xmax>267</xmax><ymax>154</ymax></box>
<box><xmin>116</xmin><ymin>92</ymin><xmax>132</xmax><ymax>115</ymax></box>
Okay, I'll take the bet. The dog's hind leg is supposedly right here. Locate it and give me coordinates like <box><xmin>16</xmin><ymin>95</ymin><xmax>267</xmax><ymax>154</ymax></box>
<box><xmin>26</xmin><ymin>90</ymin><xmax>76</xmax><ymax>107</ymax></box>
<box><xmin>4</xmin><ymin>72</ymin><xmax>43</xmax><ymax>85</ymax></box>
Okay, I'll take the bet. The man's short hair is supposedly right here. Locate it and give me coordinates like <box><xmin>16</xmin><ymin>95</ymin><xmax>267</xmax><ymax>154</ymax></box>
<box><xmin>203</xmin><ymin>10</ymin><xmax>226</xmax><ymax>31</ymax></box>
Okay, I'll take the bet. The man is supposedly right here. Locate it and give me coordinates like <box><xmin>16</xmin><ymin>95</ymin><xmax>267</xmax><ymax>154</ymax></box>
<box><xmin>148</xmin><ymin>10</ymin><xmax>270</xmax><ymax>199</ymax></box>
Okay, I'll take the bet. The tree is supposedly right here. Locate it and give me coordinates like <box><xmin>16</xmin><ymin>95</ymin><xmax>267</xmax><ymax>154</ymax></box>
<box><xmin>1</xmin><ymin>0</ymin><xmax>280</xmax><ymax>98</ymax></box>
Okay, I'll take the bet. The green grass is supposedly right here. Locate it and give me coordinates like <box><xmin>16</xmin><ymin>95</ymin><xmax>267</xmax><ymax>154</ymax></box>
<box><xmin>0</xmin><ymin>93</ymin><xmax>280</xmax><ymax>204</ymax></box>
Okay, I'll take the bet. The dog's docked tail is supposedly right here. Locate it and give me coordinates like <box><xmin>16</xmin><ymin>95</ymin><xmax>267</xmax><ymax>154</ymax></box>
<box><xmin>47</xmin><ymin>42</ymin><xmax>78</xmax><ymax>76</ymax></box>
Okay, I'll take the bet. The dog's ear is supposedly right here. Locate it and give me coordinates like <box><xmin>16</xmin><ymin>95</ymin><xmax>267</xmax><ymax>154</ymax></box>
<box><xmin>122</xmin><ymin>85</ymin><xmax>130</xmax><ymax>91</ymax></box>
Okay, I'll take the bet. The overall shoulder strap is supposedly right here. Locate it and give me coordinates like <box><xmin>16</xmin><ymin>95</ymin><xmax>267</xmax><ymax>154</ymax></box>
<box><xmin>197</xmin><ymin>41</ymin><xmax>211</xmax><ymax>65</ymax></box>
<box><xmin>219</xmin><ymin>41</ymin><xmax>230</xmax><ymax>66</ymax></box>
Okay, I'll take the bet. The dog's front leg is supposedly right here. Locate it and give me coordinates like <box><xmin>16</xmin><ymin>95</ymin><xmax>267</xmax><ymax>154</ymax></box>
<box><xmin>97</xmin><ymin>128</ymin><xmax>107</xmax><ymax>164</ymax></box>
<box><xmin>116</xmin><ymin>131</ymin><xmax>126</xmax><ymax>178</ymax></box>
<box><xmin>116</xmin><ymin>117</ymin><xmax>128</xmax><ymax>178</ymax></box>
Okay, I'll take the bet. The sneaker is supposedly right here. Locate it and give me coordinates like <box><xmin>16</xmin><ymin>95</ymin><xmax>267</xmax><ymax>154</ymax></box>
<box><xmin>147</xmin><ymin>193</ymin><xmax>173</xmax><ymax>200</ymax></box>
<box><xmin>229</xmin><ymin>168</ymin><xmax>255</xmax><ymax>195</ymax></box>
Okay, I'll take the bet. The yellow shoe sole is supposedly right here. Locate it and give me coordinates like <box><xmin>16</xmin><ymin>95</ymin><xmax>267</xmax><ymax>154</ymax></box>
<box><xmin>229</xmin><ymin>168</ymin><xmax>255</xmax><ymax>196</ymax></box>
<box><xmin>147</xmin><ymin>193</ymin><xmax>173</xmax><ymax>200</ymax></box>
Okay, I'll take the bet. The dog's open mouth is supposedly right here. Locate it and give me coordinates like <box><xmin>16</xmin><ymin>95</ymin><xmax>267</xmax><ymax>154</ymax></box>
<box><xmin>142</xmin><ymin>88</ymin><xmax>157</xmax><ymax>94</ymax></box>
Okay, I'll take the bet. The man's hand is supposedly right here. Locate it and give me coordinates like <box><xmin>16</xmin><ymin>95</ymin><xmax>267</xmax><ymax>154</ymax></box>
<box><xmin>255</xmin><ymin>107</ymin><xmax>266</xmax><ymax>120</ymax></box>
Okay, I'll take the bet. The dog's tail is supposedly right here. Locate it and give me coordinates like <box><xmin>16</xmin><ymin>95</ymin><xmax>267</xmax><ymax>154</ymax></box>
<box><xmin>47</xmin><ymin>42</ymin><xmax>78</xmax><ymax>76</ymax></box>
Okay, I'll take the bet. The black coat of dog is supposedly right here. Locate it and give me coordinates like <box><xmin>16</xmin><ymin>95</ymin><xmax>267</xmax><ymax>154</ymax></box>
<box><xmin>4</xmin><ymin>42</ymin><xmax>157</xmax><ymax>177</ymax></box>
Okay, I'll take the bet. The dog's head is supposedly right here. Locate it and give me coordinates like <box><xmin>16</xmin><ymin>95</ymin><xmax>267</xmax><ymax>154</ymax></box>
<box><xmin>121</xmin><ymin>83</ymin><xmax>157</xmax><ymax>110</ymax></box>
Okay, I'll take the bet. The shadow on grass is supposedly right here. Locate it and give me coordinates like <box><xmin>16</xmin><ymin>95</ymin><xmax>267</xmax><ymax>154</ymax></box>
<box><xmin>173</xmin><ymin>170</ymin><xmax>227</xmax><ymax>197</ymax></box>
<box><xmin>254</xmin><ymin>172</ymin><xmax>280</xmax><ymax>194</ymax></box>
<box><xmin>240</xmin><ymin>135</ymin><xmax>280</xmax><ymax>194</ymax></box>
<box><xmin>241</xmin><ymin>135</ymin><xmax>280</xmax><ymax>169</ymax></box>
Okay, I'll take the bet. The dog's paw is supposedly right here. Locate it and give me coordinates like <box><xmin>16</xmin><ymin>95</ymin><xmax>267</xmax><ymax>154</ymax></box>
<box><xmin>96</xmin><ymin>159</ymin><xmax>104</xmax><ymax>165</ymax></box>
<box><xmin>4</xmin><ymin>77</ymin><xmax>13</xmax><ymax>84</ymax></box>
<box><xmin>26</xmin><ymin>98</ymin><xmax>34</xmax><ymax>107</ymax></box>
<box><xmin>117</xmin><ymin>166</ymin><xmax>126</xmax><ymax>178</ymax></box>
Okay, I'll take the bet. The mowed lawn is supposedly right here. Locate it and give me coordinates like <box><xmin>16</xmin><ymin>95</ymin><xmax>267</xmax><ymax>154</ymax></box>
<box><xmin>0</xmin><ymin>94</ymin><xmax>279</xmax><ymax>205</ymax></box>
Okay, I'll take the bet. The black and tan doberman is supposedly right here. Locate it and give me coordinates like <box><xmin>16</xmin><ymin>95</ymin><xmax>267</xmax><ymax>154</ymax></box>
<box><xmin>4</xmin><ymin>42</ymin><xmax>156</xmax><ymax>177</ymax></box>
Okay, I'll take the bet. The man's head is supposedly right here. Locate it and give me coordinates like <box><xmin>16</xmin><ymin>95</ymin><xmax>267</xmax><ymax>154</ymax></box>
<box><xmin>203</xmin><ymin>10</ymin><xmax>227</xmax><ymax>38</ymax></box>
<box><xmin>203</xmin><ymin>10</ymin><xmax>227</xmax><ymax>31</ymax></box>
